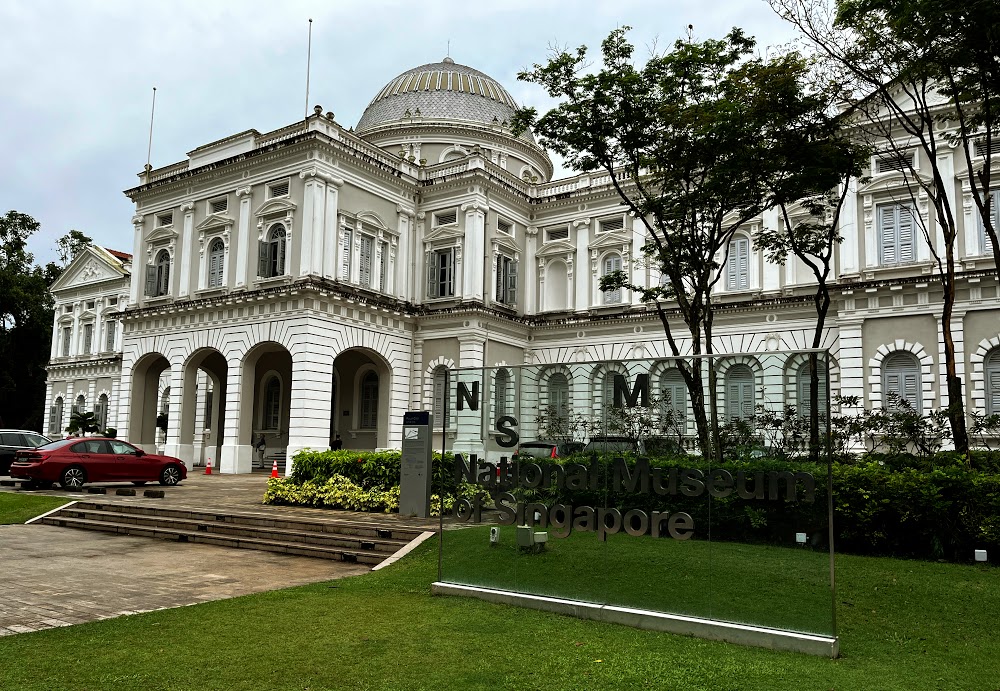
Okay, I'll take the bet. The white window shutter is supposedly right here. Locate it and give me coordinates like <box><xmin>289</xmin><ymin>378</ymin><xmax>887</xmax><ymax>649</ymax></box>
<box><xmin>258</xmin><ymin>241</ymin><xmax>269</xmax><ymax>278</ymax></box>
<box><xmin>495</xmin><ymin>255</ymin><xmax>503</xmax><ymax>301</ymax></box>
<box><xmin>898</xmin><ymin>205</ymin><xmax>914</xmax><ymax>262</ymax></box>
<box><xmin>988</xmin><ymin>368</ymin><xmax>1000</xmax><ymax>416</ymax></box>
<box><xmin>880</xmin><ymin>206</ymin><xmax>897</xmax><ymax>264</ymax></box>
<box><xmin>426</xmin><ymin>252</ymin><xmax>438</xmax><ymax>298</ymax></box>
<box><xmin>341</xmin><ymin>230</ymin><xmax>352</xmax><ymax>280</ymax></box>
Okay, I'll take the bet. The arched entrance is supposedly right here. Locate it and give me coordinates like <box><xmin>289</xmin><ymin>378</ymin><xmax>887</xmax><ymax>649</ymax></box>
<box><xmin>234</xmin><ymin>342</ymin><xmax>292</xmax><ymax>472</ymax></box>
<box><xmin>178</xmin><ymin>348</ymin><xmax>228</xmax><ymax>469</ymax></box>
<box><xmin>331</xmin><ymin>348</ymin><xmax>393</xmax><ymax>450</ymax></box>
<box><xmin>128</xmin><ymin>352</ymin><xmax>170</xmax><ymax>452</ymax></box>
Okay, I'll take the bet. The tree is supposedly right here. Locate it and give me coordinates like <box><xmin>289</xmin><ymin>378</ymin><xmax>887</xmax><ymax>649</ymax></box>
<box><xmin>56</xmin><ymin>229</ymin><xmax>93</xmax><ymax>265</ymax></box>
<box><xmin>769</xmin><ymin>0</ymin><xmax>1000</xmax><ymax>455</ymax></box>
<box><xmin>0</xmin><ymin>211</ymin><xmax>60</xmax><ymax>431</ymax></box>
<box><xmin>755</xmin><ymin>125</ymin><xmax>869</xmax><ymax>459</ymax></box>
<box><xmin>67</xmin><ymin>410</ymin><xmax>100</xmax><ymax>437</ymax></box>
<box><xmin>514</xmin><ymin>27</ymin><xmax>852</xmax><ymax>460</ymax></box>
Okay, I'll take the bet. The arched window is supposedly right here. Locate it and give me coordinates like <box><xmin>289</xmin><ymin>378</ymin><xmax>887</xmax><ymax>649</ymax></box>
<box><xmin>208</xmin><ymin>238</ymin><xmax>225</xmax><ymax>288</ymax></box>
<box><xmin>360</xmin><ymin>371</ymin><xmax>379</xmax><ymax>429</ymax></box>
<box><xmin>159</xmin><ymin>387</ymin><xmax>170</xmax><ymax>416</ymax></box>
<box><xmin>602</xmin><ymin>371</ymin><xmax>618</xmax><ymax>410</ymax></box>
<box><xmin>494</xmin><ymin>368</ymin><xmax>509</xmax><ymax>418</ymax></box>
<box><xmin>75</xmin><ymin>394</ymin><xmax>86</xmax><ymax>416</ymax></box>
<box><xmin>96</xmin><ymin>393</ymin><xmax>109</xmax><ymax>431</ymax></box>
<box><xmin>547</xmin><ymin>373</ymin><xmax>570</xmax><ymax>422</ymax></box>
<box><xmin>602</xmin><ymin>254</ymin><xmax>623</xmax><ymax>305</ymax></box>
<box><xmin>259</xmin><ymin>224</ymin><xmax>287</xmax><ymax>279</ymax></box>
<box><xmin>987</xmin><ymin>348</ymin><xmax>1000</xmax><ymax>416</ymax></box>
<box><xmin>660</xmin><ymin>369</ymin><xmax>687</xmax><ymax>423</ymax></box>
<box><xmin>150</xmin><ymin>250</ymin><xmax>170</xmax><ymax>297</ymax></box>
<box><xmin>263</xmin><ymin>377</ymin><xmax>281</xmax><ymax>430</ymax></box>
<box><xmin>51</xmin><ymin>397</ymin><xmax>64</xmax><ymax>436</ymax></box>
<box><xmin>796</xmin><ymin>359</ymin><xmax>829</xmax><ymax>418</ymax></box>
<box><xmin>432</xmin><ymin>366</ymin><xmax>449</xmax><ymax>429</ymax></box>
<box><xmin>882</xmin><ymin>352</ymin><xmax>921</xmax><ymax>412</ymax></box>
<box><xmin>725</xmin><ymin>365</ymin><xmax>755</xmax><ymax>419</ymax></box>
<box><xmin>726</xmin><ymin>235</ymin><xmax>750</xmax><ymax>290</ymax></box>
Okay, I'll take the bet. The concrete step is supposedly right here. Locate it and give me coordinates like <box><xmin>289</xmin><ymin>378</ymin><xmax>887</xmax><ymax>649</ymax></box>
<box><xmin>53</xmin><ymin>507</ymin><xmax>408</xmax><ymax>553</ymax></box>
<box><xmin>68</xmin><ymin>501</ymin><xmax>424</xmax><ymax>542</ymax></box>
<box><xmin>40</xmin><ymin>515</ymin><xmax>387</xmax><ymax>565</ymax></box>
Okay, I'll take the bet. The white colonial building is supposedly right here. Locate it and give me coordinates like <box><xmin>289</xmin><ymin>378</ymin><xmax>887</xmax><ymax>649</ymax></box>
<box><xmin>44</xmin><ymin>56</ymin><xmax>1000</xmax><ymax>472</ymax></box>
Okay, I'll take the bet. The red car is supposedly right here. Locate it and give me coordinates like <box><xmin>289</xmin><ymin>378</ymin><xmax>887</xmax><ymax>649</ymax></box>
<box><xmin>10</xmin><ymin>438</ymin><xmax>187</xmax><ymax>490</ymax></box>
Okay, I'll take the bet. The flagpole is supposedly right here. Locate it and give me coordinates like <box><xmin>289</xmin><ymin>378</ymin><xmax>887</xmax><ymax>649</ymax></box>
<box><xmin>145</xmin><ymin>87</ymin><xmax>157</xmax><ymax>177</ymax></box>
<box><xmin>304</xmin><ymin>18</ymin><xmax>313</xmax><ymax>120</ymax></box>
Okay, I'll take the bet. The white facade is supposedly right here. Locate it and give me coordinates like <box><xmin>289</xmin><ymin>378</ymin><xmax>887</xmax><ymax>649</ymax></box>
<box><xmin>45</xmin><ymin>57</ymin><xmax>1000</xmax><ymax>472</ymax></box>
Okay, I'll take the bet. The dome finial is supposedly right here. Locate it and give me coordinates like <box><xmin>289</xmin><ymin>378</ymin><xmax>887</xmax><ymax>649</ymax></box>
<box><xmin>443</xmin><ymin>56</ymin><xmax>454</xmax><ymax>65</ymax></box>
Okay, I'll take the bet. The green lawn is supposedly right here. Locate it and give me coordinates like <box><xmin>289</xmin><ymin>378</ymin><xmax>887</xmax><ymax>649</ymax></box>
<box><xmin>0</xmin><ymin>493</ymin><xmax>69</xmax><ymax>525</ymax></box>
<box><xmin>0</xmin><ymin>533</ymin><xmax>997</xmax><ymax>690</ymax></box>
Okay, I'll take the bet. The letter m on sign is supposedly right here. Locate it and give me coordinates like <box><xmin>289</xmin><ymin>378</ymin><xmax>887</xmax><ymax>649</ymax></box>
<box><xmin>614</xmin><ymin>373</ymin><xmax>649</xmax><ymax>407</ymax></box>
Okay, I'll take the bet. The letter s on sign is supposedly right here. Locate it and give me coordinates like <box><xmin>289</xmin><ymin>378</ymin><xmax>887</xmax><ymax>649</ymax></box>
<box><xmin>495</xmin><ymin>415</ymin><xmax>519</xmax><ymax>448</ymax></box>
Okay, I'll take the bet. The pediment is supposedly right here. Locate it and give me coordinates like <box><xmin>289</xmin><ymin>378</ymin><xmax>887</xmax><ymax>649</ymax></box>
<box><xmin>491</xmin><ymin>233</ymin><xmax>518</xmax><ymax>254</ymax></box>
<box><xmin>50</xmin><ymin>247</ymin><xmax>127</xmax><ymax>292</ymax></box>
<box><xmin>858</xmin><ymin>171</ymin><xmax>931</xmax><ymax>195</ymax></box>
<box><xmin>356</xmin><ymin>210</ymin><xmax>388</xmax><ymax>230</ymax></box>
<box><xmin>195</xmin><ymin>213</ymin><xmax>235</xmax><ymax>231</ymax></box>
<box><xmin>254</xmin><ymin>198</ymin><xmax>297</xmax><ymax>218</ymax></box>
<box><xmin>424</xmin><ymin>223</ymin><xmax>463</xmax><ymax>243</ymax></box>
<box><xmin>589</xmin><ymin>231</ymin><xmax>631</xmax><ymax>252</ymax></box>
<box><xmin>146</xmin><ymin>225</ymin><xmax>179</xmax><ymax>243</ymax></box>
<box><xmin>536</xmin><ymin>239</ymin><xmax>575</xmax><ymax>258</ymax></box>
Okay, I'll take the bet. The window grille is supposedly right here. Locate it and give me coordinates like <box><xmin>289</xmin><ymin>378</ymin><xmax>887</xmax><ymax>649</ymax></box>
<box><xmin>268</xmin><ymin>180</ymin><xmax>289</xmax><ymax>198</ymax></box>
<box><xmin>546</xmin><ymin>227</ymin><xmax>569</xmax><ymax>242</ymax></box>
<box><xmin>434</xmin><ymin>210</ymin><xmax>457</xmax><ymax>226</ymax></box>
<box><xmin>599</xmin><ymin>217</ymin><xmax>625</xmax><ymax>233</ymax></box>
<box><xmin>875</xmin><ymin>152</ymin><xmax>915</xmax><ymax>174</ymax></box>
<box><xmin>210</xmin><ymin>197</ymin><xmax>228</xmax><ymax>214</ymax></box>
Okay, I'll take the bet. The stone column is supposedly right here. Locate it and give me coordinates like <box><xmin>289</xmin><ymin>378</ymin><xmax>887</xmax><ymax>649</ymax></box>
<box><xmin>461</xmin><ymin>202</ymin><xmax>487</xmax><ymax>301</ymax></box>
<box><xmin>525</xmin><ymin>226</ymin><xmax>538</xmax><ymax>315</ymax></box>
<box><xmin>178</xmin><ymin>201</ymin><xmax>195</xmax><ymax>298</ymax></box>
<box><xmin>322</xmin><ymin>184</ymin><xmax>341</xmax><ymax>279</ymax></box>
<box><xmin>129</xmin><ymin>215</ymin><xmax>144</xmax><ymax>306</ymax></box>
<box><xmin>163</xmin><ymin>360</ymin><xmax>191</xmax><ymax>466</ymax></box>
<box><xmin>220</xmin><ymin>357</ymin><xmax>249</xmax><ymax>474</ymax></box>
<box><xmin>286</xmin><ymin>342</ymin><xmax>336</xmax><ymax>476</ymax></box>
<box><xmin>235</xmin><ymin>186</ymin><xmax>252</xmax><ymax>288</ymax></box>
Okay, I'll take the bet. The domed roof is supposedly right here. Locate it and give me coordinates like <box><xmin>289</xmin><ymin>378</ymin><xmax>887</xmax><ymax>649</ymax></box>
<box><xmin>356</xmin><ymin>57</ymin><xmax>532</xmax><ymax>142</ymax></box>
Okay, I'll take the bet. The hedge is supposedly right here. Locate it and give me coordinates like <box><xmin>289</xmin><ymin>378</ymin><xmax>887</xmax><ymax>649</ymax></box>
<box><xmin>265</xmin><ymin>449</ymin><xmax>1000</xmax><ymax>563</ymax></box>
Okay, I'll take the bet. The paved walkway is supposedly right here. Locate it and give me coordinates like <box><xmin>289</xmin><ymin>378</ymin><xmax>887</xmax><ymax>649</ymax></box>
<box><xmin>0</xmin><ymin>472</ymin><xmax>440</xmax><ymax>638</ymax></box>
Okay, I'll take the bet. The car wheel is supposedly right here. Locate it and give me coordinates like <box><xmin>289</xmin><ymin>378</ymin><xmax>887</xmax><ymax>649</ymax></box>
<box><xmin>132</xmin><ymin>481</ymin><xmax>147</xmax><ymax>486</ymax></box>
<box><xmin>159</xmin><ymin>465</ymin><xmax>182</xmax><ymax>486</ymax></box>
<box><xmin>60</xmin><ymin>466</ymin><xmax>87</xmax><ymax>490</ymax></box>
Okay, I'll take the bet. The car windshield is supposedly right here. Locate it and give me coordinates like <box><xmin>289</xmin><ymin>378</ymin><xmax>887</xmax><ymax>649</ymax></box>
<box><xmin>34</xmin><ymin>439</ymin><xmax>77</xmax><ymax>451</ymax></box>
<box><xmin>517</xmin><ymin>444</ymin><xmax>555</xmax><ymax>458</ymax></box>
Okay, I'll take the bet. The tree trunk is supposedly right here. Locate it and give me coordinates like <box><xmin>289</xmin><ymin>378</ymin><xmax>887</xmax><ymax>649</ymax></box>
<box><xmin>940</xmin><ymin>283</ymin><xmax>970</xmax><ymax>455</ymax></box>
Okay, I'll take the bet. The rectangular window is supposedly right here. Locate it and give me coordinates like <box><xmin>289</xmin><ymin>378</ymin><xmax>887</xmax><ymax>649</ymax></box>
<box><xmin>434</xmin><ymin>210</ymin><xmax>457</xmax><ymax>226</ymax></box>
<box><xmin>209</xmin><ymin>197</ymin><xmax>228</xmax><ymax>214</ymax></box>
<box><xmin>86</xmin><ymin>300</ymin><xmax>95</xmax><ymax>310</ymax></box>
<box><xmin>63</xmin><ymin>305</ymin><xmax>72</xmax><ymax>314</ymax></box>
<box><xmin>602</xmin><ymin>255</ymin><xmax>623</xmax><ymax>304</ymax></box>
<box><xmin>61</xmin><ymin>327</ymin><xmax>71</xmax><ymax>356</ymax></box>
<box><xmin>878</xmin><ymin>203</ymin><xmax>916</xmax><ymax>265</ymax></box>
<box><xmin>157</xmin><ymin>212</ymin><xmax>173</xmax><ymax>227</ymax></box>
<box><xmin>108</xmin><ymin>297</ymin><xmax>118</xmax><ymax>306</ymax></box>
<box><xmin>495</xmin><ymin>254</ymin><xmax>518</xmax><ymax>305</ymax></box>
<box><xmin>974</xmin><ymin>139</ymin><xmax>1000</xmax><ymax>158</ymax></box>
<box><xmin>875</xmin><ymin>151</ymin><xmax>916</xmax><ymax>174</ymax></box>
<box><xmin>546</xmin><ymin>227</ymin><xmax>569</xmax><ymax>242</ymax></box>
<box><xmin>598</xmin><ymin>217</ymin><xmax>625</xmax><ymax>233</ymax></box>
<box><xmin>427</xmin><ymin>248</ymin><xmax>455</xmax><ymax>298</ymax></box>
<box><xmin>497</xmin><ymin>218</ymin><xmax>512</xmax><ymax>235</ymax></box>
<box><xmin>267</xmin><ymin>180</ymin><xmax>289</xmax><ymax>198</ymax></box>
<box><xmin>83</xmin><ymin>323</ymin><xmax>93</xmax><ymax>354</ymax></box>
<box><xmin>359</xmin><ymin>235</ymin><xmax>374</xmax><ymax>287</ymax></box>
<box><xmin>105</xmin><ymin>320</ymin><xmax>116</xmax><ymax>351</ymax></box>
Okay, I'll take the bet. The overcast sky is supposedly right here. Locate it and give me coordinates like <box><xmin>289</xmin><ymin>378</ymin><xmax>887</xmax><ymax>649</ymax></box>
<box><xmin>1</xmin><ymin>0</ymin><xmax>797</xmax><ymax>266</ymax></box>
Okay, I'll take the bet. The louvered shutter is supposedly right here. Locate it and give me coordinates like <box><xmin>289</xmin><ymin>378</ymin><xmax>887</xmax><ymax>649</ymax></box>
<box><xmin>275</xmin><ymin>235</ymin><xmax>286</xmax><ymax>276</ymax></box>
<box><xmin>983</xmin><ymin>190</ymin><xmax>1000</xmax><ymax>256</ymax></box>
<box><xmin>661</xmin><ymin>370</ymin><xmax>687</xmax><ymax>421</ymax></box>
<box><xmin>145</xmin><ymin>265</ymin><xmax>157</xmax><ymax>296</ymax></box>
<box><xmin>902</xmin><ymin>372</ymin><xmax>919</xmax><ymax>409</ymax></box>
<box><xmin>898</xmin><ymin>205</ymin><xmax>914</xmax><ymax>262</ymax></box>
<box><xmin>880</xmin><ymin>206</ymin><xmax>897</xmax><ymax>264</ymax></box>
<box><xmin>341</xmin><ymin>230</ymin><xmax>352</xmax><ymax>280</ymax></box>
<box><xmin>432</xmin><ymin>368</ymin><xmax>448</xmax><ymax>427</ymax></box>
<box><xmin>506</xmin><ymin>260</ymin><xmax>518</xmax><ymax>305</ymax></box>
<box><xmin>737</xmin><ymin>238</ymin><xmax>749</xmax><ymax>289</ymax></box>
<box><xmin>442</xmin><ymin>249</ymin><xmax>454</xmax><ymax>296</ymax></box>
<box><xmin>798</xmin><ymin>362</ymin><xmax>828</xmax><ymax>417</ymax></box>
<box><xmin>258</xmin><ymin>241</ymin><xmax>269</xmax><ymax>278</ymax></box>
<box><xmin>48</xmin><ymin>406</ymin><xmax>57</xmax><ymax>434</ymax></box>
<box><xmin>603</xmin><ymin>256</ymin><xmax>622</xmax><ymax>304</ymax></box>
<box><xmin>159</xmin><ymin>259</ymin><xmax>170</xmax><ymax>295</ymax></box>
<box><xmin>549</xmin><ymin>374</ymin><xmax>569</xmax><ymax>420</ymax></box>
<box><xmin>495</xmin><ymin>255</ymin><xmax>503</xmax><ymax>301</ymax></box>
<box><xmin>105</xmin><ymin>321</ymin><xmax>116</xmax><ymax>351</ymax></box>
<box><xmin>426</xmin><ymin>252</ymin><xmax>438</xmax><ymax>298</ymax></box>
<box><xmin>988</xmin><ymin>368</ymin><xmax>1000</xmax><ymax>416</ymax></box>
<box><xmin>379</xmin><ymin>242</ymin><xmax>387</xmax><ymax>292</ymax></box>
<box><xmin>727</xmin><ymin>382</ymin><xmax>742</xmax><ymax>419</ymax></box>
<box><xmin>883</xmin><ymin>353</ymin><xmax>921</xmax><ymax>412</ymax></box>
<box><xmin>603</xmin><ymin>375</ymin><xmax>616</xmax><ymax>409</ymax></box>
<box><xmin>359</xmin><ymin>236</ymin><xmax>373</xmax><ymax>287</ymax></box>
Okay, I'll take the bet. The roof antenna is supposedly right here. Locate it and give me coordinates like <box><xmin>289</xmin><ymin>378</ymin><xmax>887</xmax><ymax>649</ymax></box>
<box><xmin>145</xmin><ymin>87</ymin><xmax>157</xmax><ymax>179</ymax></box>
<box><xmin>447</xmin><ymin>39</ymin><xmax>450</xmax><ymax>58</ymax></box>
<box><xmin>304</xmin><ymin>18</ymin><xmax>313</xmax><ymax>121</ymax></box>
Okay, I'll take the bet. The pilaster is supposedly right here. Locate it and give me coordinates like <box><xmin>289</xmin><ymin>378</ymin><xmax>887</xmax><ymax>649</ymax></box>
<box><xmin>178</xmin><ymin>201</ymin><xmax>195</xmax><ymax>297</ymax></box>
<box><xmin>235</xmin><ymin>186</ymin><xmax>252</xmax><ymax>288</ymax></box>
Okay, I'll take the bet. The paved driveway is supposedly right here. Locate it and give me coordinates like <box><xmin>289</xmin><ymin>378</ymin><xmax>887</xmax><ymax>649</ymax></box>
<box><xmin>0</xmin><ymin>522</ymin><xmax>369</xmax><ymax>637</ymax></box>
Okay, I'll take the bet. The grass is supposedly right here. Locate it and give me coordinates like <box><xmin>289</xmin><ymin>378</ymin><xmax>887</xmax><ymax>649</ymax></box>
<box><xmin>0</xmin><ymin>533</ymin><xmax>997</xmax><ymax>691</ymax></box>
<box><xmin>0</xmin><ymin>493</ymin><xmax>69</xmax><ymax>524</ymax></box>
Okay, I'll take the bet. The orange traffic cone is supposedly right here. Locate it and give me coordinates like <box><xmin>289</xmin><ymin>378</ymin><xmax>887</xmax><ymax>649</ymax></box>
<box><xmin>205</xmin><ymin>457</ymin><xmax>212</xmax><ymax>475</ymax></box>
<box><xmin>271</xmin><ymin>459</ymin><xmax>279</xmax><ymax>478</ymax></box>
